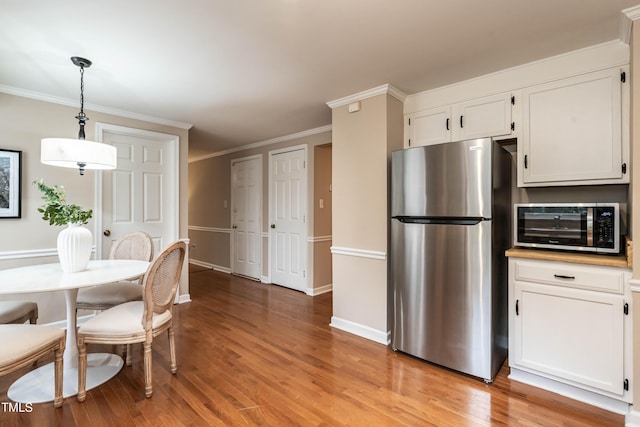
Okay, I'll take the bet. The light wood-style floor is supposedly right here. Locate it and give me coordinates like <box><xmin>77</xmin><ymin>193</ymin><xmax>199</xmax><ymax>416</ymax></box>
<box><xmin>1</xmin><ymin>267</ymin><xmax>625</xmax><ymax>426</ymax></box>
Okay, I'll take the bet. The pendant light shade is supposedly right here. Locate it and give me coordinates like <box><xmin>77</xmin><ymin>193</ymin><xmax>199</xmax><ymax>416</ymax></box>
<box><xmin>41</xmin><ymin>138</ymin><xmax>117</xmax><ymax>170</ymax></box>
<box><xmin>41</xmin><ymin>56</ymin><xmax>117</xmax><ymax>175</ymax></box>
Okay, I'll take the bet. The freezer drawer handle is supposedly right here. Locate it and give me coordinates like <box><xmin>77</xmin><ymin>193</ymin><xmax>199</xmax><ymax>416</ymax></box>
<box><xmin>554</xmin><ymin>274</ymin><xmax>575</xmax><ymax>280</ymax></box>
<box><xmin>395</xmin><ymin>217</ymin><xmax>484</xmax><ymax>225</ymax></box>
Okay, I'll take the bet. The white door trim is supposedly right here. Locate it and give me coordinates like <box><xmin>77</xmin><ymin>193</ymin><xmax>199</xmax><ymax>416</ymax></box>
<box><xmin>230</xmin><ymin>154</ymin><xmax>262</xmax><ymax>279</ymax></box>
<box><xmin>94</xmin><ymin>123</ymin><xmax>179</xmax><ymax>260</ymax></box>
<box><xmin>268</xmin><ymin>144</ymin><xmax>309</xmax><ymax>290</ymax></box>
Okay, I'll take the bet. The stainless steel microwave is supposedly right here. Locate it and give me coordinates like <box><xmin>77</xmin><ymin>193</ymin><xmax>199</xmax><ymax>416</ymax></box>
<box><xmin>514</xmin><ymin>203</ymin><xmax>620</xmax><ymax>253</ymax></box>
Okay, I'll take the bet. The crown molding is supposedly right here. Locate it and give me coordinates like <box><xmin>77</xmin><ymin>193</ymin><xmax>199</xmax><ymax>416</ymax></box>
<box><xmin>621</xmin><ymin>5</ymin><xmax>640</xmax><ymax>44</ymax></box>
<box><xmin>0</xmin><ymin>84</ymin><xmax>193</xmax><ymax>130</ymax></box>
<box><xmin>189</xmin><ymin>124</ymin><xmax>332</xmax><ymax>163</ymax></box>
<box><xmin>326</xmin><ymin>84</ymin><xmax>407</xmax><ymax>109</ymax></box>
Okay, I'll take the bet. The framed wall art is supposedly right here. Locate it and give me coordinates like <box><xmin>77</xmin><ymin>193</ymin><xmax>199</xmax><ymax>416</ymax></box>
<box><xmin>0</xmin><ymin>149</ymin><xmax>22</xmax><ymax>218</ymax></box>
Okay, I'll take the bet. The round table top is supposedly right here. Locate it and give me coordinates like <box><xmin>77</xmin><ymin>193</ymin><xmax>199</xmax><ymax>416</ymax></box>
<box><xmin>0</xmin><ymin>259</ymin><xmax>150</xmax><ymax>294</ymax></box>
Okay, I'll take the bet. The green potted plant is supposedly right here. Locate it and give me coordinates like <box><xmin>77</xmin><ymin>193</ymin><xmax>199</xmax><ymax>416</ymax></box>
<box><xmin>34</xmin><ymin>179</ymin><xmax>93</xmax><ymax>272</ymax></box>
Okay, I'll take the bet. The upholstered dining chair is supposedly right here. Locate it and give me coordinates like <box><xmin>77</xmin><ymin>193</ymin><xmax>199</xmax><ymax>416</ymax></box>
<box><xmin>0</xmin><ymin>324</ymin><xmax>65</xmax><ymax>407</ymax></box>
<box><xmin>77</xmin><ymin>240</ymin><xmax>186</xmax><ymax>401</ymax></box>
<box><xmin>0</xmin><ymin>301</ymin><xmax>38</xmax><ymax>324</ymax></box>
<box><xmin>76</xmin><ymin>231</ymin><xmax>154</xmax><ymax>312</ymax></box>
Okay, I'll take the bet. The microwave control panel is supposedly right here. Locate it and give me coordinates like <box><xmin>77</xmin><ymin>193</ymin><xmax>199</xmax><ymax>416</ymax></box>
<box><xmin>595</xmin><ymin>207</ymin><xmax>615</xmax><ymax>248</ymax></box>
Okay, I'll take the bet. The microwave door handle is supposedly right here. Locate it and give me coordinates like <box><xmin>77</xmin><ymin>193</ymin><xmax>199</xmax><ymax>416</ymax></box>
<box><xmin>586</xmin><ymin>208</ymin><xmax>593</xmax><ymax>247</ymax></box>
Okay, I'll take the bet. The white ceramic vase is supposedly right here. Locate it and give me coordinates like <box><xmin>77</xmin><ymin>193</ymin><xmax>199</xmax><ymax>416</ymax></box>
<box><xmin>57</xmin><ymin>223</ymin><xmax>92</xmax><ymax>273</ymax></box>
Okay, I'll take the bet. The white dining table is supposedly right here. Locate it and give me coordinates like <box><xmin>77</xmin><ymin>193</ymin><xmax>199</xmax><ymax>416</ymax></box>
<box><xmin>0</xmin><ymin>259</ymin><xmax>149</xmax><ymax>404</ymax></box>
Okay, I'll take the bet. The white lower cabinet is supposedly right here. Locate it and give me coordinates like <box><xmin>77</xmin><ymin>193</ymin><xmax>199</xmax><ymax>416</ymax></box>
<box><xmin>508</xmin><ymin>258</ymin><xmax>632</xmax><ymax>412</ymax></box>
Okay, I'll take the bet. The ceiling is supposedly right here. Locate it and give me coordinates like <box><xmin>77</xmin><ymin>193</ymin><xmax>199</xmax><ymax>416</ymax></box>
<box><xmin>1</xmin><ymin>1</ymin><xmax>639</xmax><ymax>160</ymax></box>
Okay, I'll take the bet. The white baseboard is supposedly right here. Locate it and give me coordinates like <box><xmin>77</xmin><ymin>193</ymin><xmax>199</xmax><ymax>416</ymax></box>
<box><xmin>189</xmin><ymin>258</ymin><xmax>231</xmax><ymax>274</ymax></box>
<box><xmin>626</xmin><ymin>409</ymin><xmax>640</xmax><ymax>427</ymax></box>
<box><xmin>330</xmin><ymin>316</ymin><xmax>390</xmax><ymax>345</ymax></box>
<box><xmin>306</xmin><ymin>284</ymin><xmax>332</xmax><ymax>296</ymax></box>
<box><xmin>189</xmin><ymin>262</ymin><xmax>330</xmax><ymax>298</ymax></box>
<box><xmin>176</xmin><ymin>293</ymin><xmax>191</xmax><ymax>304</ymax></box>
<box><xmin>508</xmin><ymin>367</ymin><xmax>631</xmax><ymax>415</ymax></box>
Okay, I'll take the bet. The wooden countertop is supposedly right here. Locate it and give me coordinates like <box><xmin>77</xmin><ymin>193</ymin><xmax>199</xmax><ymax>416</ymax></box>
<box><xmin>505</xmin><ymin>247</ymin><xmax>630</xmax><ymax>269</ymax></box>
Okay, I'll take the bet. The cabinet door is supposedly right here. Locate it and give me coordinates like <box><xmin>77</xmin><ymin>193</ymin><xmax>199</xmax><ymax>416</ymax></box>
<box><xmin>406</xmin><ymin>106</ymin><xmax>451</xmax><ymax>147</ymax></box>
<box><xmin>512</xmin><ymin>281</ymin><xmax>625</xmax><ymax>396</ymax></box>
<box><xmin>520</xmin><ymin>68</ymin><xmax>624</xmax><ymax>185</ymax></box>
<box><xmin>454</xmin><ymin>93</ymin><xmax>513</xmax><ymax>140</ymax></box>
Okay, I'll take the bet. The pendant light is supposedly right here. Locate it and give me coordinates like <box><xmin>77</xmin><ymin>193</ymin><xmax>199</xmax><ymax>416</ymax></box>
<box><xmin>41</xmin><ymin>56</ymin><xmax>117</xmax><ymax>175</ymax></box>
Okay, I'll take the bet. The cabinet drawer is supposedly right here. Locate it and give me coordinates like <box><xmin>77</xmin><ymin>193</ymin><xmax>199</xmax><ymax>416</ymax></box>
<box><xmin>513</xmin><ymin>259</ymin><xmax>626</xmax><ymax>294</ymax></box>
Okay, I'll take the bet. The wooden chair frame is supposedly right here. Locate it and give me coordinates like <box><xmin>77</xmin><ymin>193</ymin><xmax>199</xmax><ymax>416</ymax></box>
<box><xmin>77</xmin><ymin>241</ymin><xmax>186</xmax><ymax>400</ymax></box>
<box><xmin>0</xmin><ymin>325</ymin><xmax>65</xmax><ymax>407</ymax></box>
<box><xmin>76</xmin><ymin>231</ymin><xmax>154</xmax><ymax>311</ymax></box>
<box><xmin>0</xmin><ymin>301</ymin><xmax>38</xmax><ymax>324</ymax></box>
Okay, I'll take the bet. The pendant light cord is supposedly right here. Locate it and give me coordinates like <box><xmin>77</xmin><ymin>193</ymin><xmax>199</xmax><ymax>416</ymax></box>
<box><xmin>75</xmin><ymin>63</ymin><xmax>88</xmax><ymax>141</ymax></box>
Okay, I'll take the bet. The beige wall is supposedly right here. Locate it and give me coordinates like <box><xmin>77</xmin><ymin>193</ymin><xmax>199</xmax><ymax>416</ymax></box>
<box><xmin>313</xmin><ymin>144</ymin><xmax>332</xmax><ymax>237</ymax></box>
<box><xmin>313</xmin><ymin>144</ymin><xmax>332</xmax><ymax>288</ymax></box>
<box><xmin>188</xmin><ymin>130</ymin><xmax>333</xmax><ymax>291</ymax></box>
<box><xmin>0</xmin><ymin>93</ymin><xmax>190</xmax><ymax>323</ymax></box>
<box><xmin>188</xmin><ymin>155</ymin><xmax>231</xmax><ymax>270</ymax></box>
<box><xmin>331</xmin><ymin>93</ymin><xmax>403</xmax><ymax>338</ymax></box>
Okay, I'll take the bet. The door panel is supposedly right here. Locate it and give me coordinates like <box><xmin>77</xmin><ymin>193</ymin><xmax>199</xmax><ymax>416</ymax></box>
<box><xmin>513</xmin><ymin>281</ymin><xmax>624</xmax><ymax>395</ymax></box>
<box><xmin>231</xmin><ymin>156</ymin><xmax>261</xmax><ymax>279</ymax></box>
<box><xmin>391</xmin><ymin>139</ymin><xmax>494</xmax><ymax>218</ymax></box>
<box><xmin>143</xmin><ymin>173</ymin><xmax>163</xmax><ymax>222</ymax></box>
<box><xmin>391</xmin><ymin>218</ymin><xmax>495</xmax><ymax>379</ymax></box>
<box><xmin>100</xmin><ymin>130</ymin><xmax>176</xmax><ymax>259</ymax></box>
<box><xmin>270</xmin><ymin>148</ymin><xmax>306</xmax><ymax>291</ymax></box>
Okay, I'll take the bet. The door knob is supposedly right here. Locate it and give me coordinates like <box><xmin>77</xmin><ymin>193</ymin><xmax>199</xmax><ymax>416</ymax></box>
<box><xmin>103</xmin><ymin>230</ymin><xmax>111</xmax><ymax>237</ymax></box>
<box><xmin>270</xmin><ymin>224</ymin><xmax>276</xmax><ymax>229</ymax></box>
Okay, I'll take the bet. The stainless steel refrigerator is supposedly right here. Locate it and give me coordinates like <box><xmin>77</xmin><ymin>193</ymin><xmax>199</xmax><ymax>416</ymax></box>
<box><xmin>390</xmin><ymin>138</ymin><xmax>511</xmax><ymax>382</ymax></box>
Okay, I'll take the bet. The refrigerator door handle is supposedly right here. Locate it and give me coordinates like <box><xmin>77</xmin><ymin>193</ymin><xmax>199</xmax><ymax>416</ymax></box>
<box><xmin>394</xmin><ymin>217</ymin><xmax>485</xmax><ymax>225</ymax></box>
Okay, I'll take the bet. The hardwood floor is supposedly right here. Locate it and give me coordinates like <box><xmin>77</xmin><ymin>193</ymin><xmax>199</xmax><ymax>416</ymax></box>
<box><xmin>0</xmin><ymin>267</ymin><xmax>625</xmax><ymax>426</ymax></box>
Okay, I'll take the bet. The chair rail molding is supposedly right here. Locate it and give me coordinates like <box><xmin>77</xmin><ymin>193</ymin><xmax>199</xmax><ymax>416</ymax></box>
<box><xmin>0</xmin><ymin>247</ymin><xmax>95</xmax><ymax>261</ymax></box>
<box><xmin>330</xmin><ymin>246</ymin><xmax>386</xmax><ymax>260</ymax></box>
<box><xmin>188</xmin><ymin>225</ymin><xmax>231</xmax><ymax>234</ymax></box>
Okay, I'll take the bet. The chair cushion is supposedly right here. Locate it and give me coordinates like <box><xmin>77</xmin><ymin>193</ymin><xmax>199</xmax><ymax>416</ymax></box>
<box><xmin>0</xmin><ymin>301</ymin><xmax>37</xmax><ymax>324</ymax></box>
<box><xmin>0</xmin><ymin>324</ymin><xmax>64</xmax><ymax>366</ymax></box>
<box><xmin>77</xmin><ymin>281</ymin><xmax>143</xmax><ymax>305</ymax></box>
<box><xmin>78</xmin><ymin>301</ymin><xmax>172</xmax><ymax>337</ymax></box>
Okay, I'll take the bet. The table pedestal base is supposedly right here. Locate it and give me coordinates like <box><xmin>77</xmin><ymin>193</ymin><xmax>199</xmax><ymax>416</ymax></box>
<box><xmin>8</xmin><ymin>353</ymin><xmax>123</xmax><ymax>403</ymax></box>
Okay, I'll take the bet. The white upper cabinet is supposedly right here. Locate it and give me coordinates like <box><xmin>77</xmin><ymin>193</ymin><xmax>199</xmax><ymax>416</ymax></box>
<box><xmin>406</xmin><ymin>93</ymin><xmax>514</xmax><ymax>147</ymax></box>
<box><xmin>404</xmin><ymin>41</ymin><xmax>630</xmax><ymax>187</ymax></box>
<box><xmin>456</xmin><ymin>93</ymin><xmax>514</xmax><ymax>140</ymax></box>
<box><xmin>519</xmin><ymin>67</ymin><xmax>628</xmax><ymax>186</ymax></box>
<box><xmin>406</xmin><ymin>106</ymin><xmax>451</xmax><ymax>147</ymax></box>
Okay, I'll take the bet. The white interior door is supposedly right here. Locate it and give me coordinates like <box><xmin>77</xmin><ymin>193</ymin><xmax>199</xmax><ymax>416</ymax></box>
<box><xmin>231</xmin><ymin>156</ymin><xmax>262</xmax><ymax>280</ymax></box>
<box><xmin>270</xmin><ymin>147</ymin><xmax>307</xmax><ymax>292</ymax></box>
<box><xmin>98</xmin><ymin>125</ymin><xmax>178</xmax><ymax>259</ymax></box>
